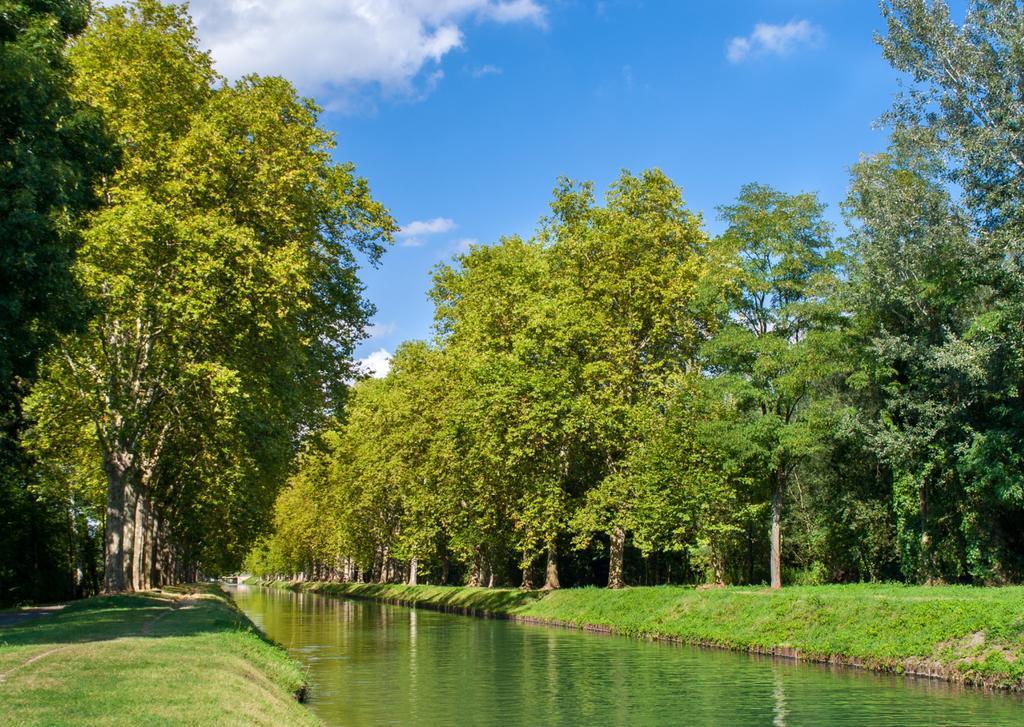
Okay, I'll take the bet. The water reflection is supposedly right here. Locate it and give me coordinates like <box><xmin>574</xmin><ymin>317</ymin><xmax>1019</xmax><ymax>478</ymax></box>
<box><xmin>773</xmin><ymin>667</ymin><xmax>787</xmax><ymax>727</ymax></box>
<box><xmin>228</xmin><ymin>585</ymin><xmax>1023</xmax><ymax>727</ymax></box>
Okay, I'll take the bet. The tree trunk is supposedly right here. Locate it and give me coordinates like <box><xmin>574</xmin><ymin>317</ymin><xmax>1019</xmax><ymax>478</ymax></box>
<box><xmin>608</xmin><ymin>526</ymin><xmax>626</xmax><ymax>589</ymax></box>
<box><xmin>770</xmin><ymin>471</ymin><xmax>784</xmax><ymax>590</ymax></box>
<box><xmin>920</xmin><ymin>478</ymin><xmax>933</xmax><ymax>583</ymax></box>
<box><xmin>378</xmin><ymin>546</ymin><xmax>390</xmax><ymax>584</ymax></box>
<box><xmin>132</xmin><ymin>489</ymin><xmax>145</xmax><ymax>591</ymax></box>
<box><xmin>102</xmin><ymin>458</ymin><xmax>129</xmax><ymax>593</ymax></box>
<box><xmin>122</xmin><ymin>480</ymin><xmax>137</xmax><ymax>591</ymax></box>
<box><xmin>139</xmin><ymin>497</ymin><xmax>150</xmax><ymax>590</ymax></box>
<box><xmin>67</xmin><ymin>501</ymin><xmax>82</xmax><ymax>598</ymax></box>
<box><xmin>408</xmin><ymin>556</ymin><xmax>418</xmax><ymax>586</ymax></box>
<box><xmin>468</xmin><ymin>549</ymin><xmax>483</xmax><ymax>587</ymax></box>
<box><xmin>159</xmin><ymin>529</ymin><xmax>172</xmax><ymax>587</ymax></box>
<box><xmin>167</xmin><ymin>544</ymin><xmax>177</xmax><ymax>586</ymax></box>
<box><xmin>520</xmin><ymin>565</ymin><xmax>535</xmax><ymax>591</ymax></box>
<box><xmin>543</xmin><ymin>541</ymin><xmax>560</xmax><ymax>590</ymax></box>
<box><xmin>149</xmin><ymin>512</ymin><xmax>161</xmax><ymax>588</ymax></box>
<box><xmin>710</xmin><ymin>542</ymin><xmax>726</xmax><ymax>587</ymax></box>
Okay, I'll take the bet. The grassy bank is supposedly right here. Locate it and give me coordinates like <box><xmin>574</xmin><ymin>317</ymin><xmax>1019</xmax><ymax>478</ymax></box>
<box><xmin>0</xmin><ymin>584</ymin><xmax>316</xmax><ymax>726</ymax></box>
<box><xmin>263</xmin><ymin>579</ymin><xmax>1024</xmax><ymax>691</ymax></box>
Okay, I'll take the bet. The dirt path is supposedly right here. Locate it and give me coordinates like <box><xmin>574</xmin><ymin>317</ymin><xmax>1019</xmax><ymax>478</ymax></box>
<box><xmin>0</xmin><ymin>605</ymin><xmax>66</xmax><ymax>629</ymax></box>
<box><xmin>140</xmin><ymin>596</ymin><xmax>201</xmax><ymax>636</ymax></box>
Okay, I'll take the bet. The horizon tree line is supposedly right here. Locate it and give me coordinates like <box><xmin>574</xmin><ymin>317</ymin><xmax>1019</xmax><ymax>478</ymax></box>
<box><xmin>247</xmin><ymin>0</ymin><xmax>1024</xmax><ymax>590</ymax></box>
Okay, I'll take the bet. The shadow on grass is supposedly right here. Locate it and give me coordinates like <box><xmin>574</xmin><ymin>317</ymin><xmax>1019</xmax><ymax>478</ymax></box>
<box><xmin>0</xmin><ymin>586</ymin><xmax>261</xmax><ymax>649</ymax></box>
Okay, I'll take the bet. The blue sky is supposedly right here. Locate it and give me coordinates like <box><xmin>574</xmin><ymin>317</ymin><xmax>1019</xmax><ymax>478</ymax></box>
<box><xmin>182</xmin><ymin>0</ymin><xmax>946</xmax><ymax>376</ymax></box>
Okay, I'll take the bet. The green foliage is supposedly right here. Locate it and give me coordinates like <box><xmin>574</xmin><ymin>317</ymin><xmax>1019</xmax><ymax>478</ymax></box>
<box><xmin>0</xmin><ymin>0</ymin><xmax>115</xmax><ymax>605</ymax></box>
<box><xmin>241</xmin><ymin>3</ymin><xmax>1024</xmax><ymax>593</ymax></box>
<box><xmin>846</xmin><ymin>1</ymin><xmax>1024</xmax><ymax>582</ymax></box>
<box><xmin>10</xmin><ymin>0</ymin><xmax>1024</xmax><ymax>603</ymax></box>
<box><xmin>549</xmin><ymin>172</ymin><xmax>713</xmax><ymax>575</ymax></box>
<box><xmin>701</xmin><ymin>183</ymin><xmax>846</xmax><ymax>586</ymax></box>
<box><xmin>20</xmin><ymin>0</ymin><xmax>394</xmax><ymax>591</ymax></box>
<box><xmin>0</xmin><ymin>0</ymin><xmax>113</xmax><ymax>415</ymax></box>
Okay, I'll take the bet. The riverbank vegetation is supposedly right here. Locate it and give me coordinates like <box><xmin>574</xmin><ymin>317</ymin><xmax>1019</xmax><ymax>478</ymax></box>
<box><xmin>0</xmin><ymin>584</ymin><xmax>315</xmax><ymax>725</ymax></box>
<box><xmin>247</xmin><ymin>2</ymin><xmax>1024</xmax><ymax>592</ymax></box>
<box><xmin>264</xmin><ymin>579</ymin><xmax>1024</xmax><ymax>691</ymax></box>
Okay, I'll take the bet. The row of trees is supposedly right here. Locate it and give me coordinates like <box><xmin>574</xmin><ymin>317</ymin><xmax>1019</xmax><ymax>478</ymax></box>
<box><xmin>248</xmin><ymin>0</ymin><xmax>1024</xmax><ymax>589</ymax></box>
<box><xmin>1</xmin><ymin>0</ymin><xmax>392</xmax><ymax>603</ymax></box>
<box><xmin>246</xmin><ymin>174</ymin><xmax>843</xmax><ymax>588</ymax></box>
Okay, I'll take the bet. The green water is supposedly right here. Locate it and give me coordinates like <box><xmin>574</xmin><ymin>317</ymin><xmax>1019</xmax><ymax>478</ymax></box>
<box><xmin>227</xmin><ymin>585</ymin><xmax>1022</xmax><ymax>726</ymax></box>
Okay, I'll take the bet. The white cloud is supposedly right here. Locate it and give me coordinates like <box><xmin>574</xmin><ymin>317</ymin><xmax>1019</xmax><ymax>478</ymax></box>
<box><xmin>471</xmin><ymin>64</ymin><xmax>503</xmax><ymax>78</ymax></box>
<box><xmin>358</xmin><ymin>349</ymin><xmax>392</xmax><ymax>378</ymax></box>
<box><xmin>400</xmin><ymin>217</ymin><xmax>457</xmax><ymax>236</ymax></box>
<box><xmin>452</xmin><ymin>238</ymin><xmax>478</xmax><ymax>253</ymax></box>
<box><xmin>184</xmin><ymin>1</ymin><xmax>546</xmax><ymax>106</ymax></box>
<box><xmin>483</xmin><ymin>0</ymin><xmax>546</xmax><ymax>24</ymax></box>
<box><xmin>365</xmin><ymin>322</ymin><xmax>398</xmax><ymax>341</ymax></box>
<box><xmin>727</xmin><ymin>20</ymin><xmax>823</xmax><ymax>63</ymax></box>
<box><xmin>398</xmin><ymin>217</ymin><xmax>457</xmax><ymax>246</ymax></box>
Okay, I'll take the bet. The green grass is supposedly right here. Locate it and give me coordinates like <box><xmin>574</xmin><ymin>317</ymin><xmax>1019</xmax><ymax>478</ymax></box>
<box><xmin>266</xmin><ymin>579</ymin><xmax>1024</xmax><ymax>691</ymax></box>
<box><xmin>0</xmin><ymin>584</ymin><xmax>317</xmax><ymax>727</ymax></box>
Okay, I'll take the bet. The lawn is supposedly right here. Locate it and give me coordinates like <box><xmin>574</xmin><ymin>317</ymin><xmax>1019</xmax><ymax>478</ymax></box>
<box><xmin>0</xmin><ymin>584</ymin><xmax>316</xmax><ymax>727</ymax></box>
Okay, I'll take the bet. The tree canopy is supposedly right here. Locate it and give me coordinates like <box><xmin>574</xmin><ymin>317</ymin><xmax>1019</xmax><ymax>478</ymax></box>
<box><xmin>21</xmin><ymin>0</ymin><xmax>394</xmax><ymax>594</ymax></box>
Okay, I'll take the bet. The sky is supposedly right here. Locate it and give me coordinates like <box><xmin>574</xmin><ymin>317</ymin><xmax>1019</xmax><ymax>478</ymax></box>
<box><xmin>179</xmin><ymin>0</ymin><xmax>942</xmax><ymax>378</ymax></box>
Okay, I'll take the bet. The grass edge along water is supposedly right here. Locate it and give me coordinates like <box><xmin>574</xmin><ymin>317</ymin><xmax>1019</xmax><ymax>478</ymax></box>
<box><xmin>250</xmin><ymin>579</ymin><xmax>1024</xmax><ymax>692</ymax></box>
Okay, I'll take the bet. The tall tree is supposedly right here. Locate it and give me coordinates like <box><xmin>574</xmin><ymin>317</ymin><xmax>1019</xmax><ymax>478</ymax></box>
<box><xmin>706</xmin><ymin>184</ymin><xmax>843</xmax><ymax>589</ymax></box>
<box><xmin>598</xmin><ymin>376</ymin><xmax>753</xmax><ymax>586</ymax></box>
<box><xmin>432</xmin><ymin>237</ymin><xmax>569</xmax><ymax>588</ymax></box>
<box><xmin>870</xmin><ymin>0</ymin><xmax>1024</xmax><ymax>581</ymax></box>
<box><xmin>844</xmin><ymin>148</ymin><xmax>1008</xmax><ymax>581</ymax></box>
<box><xmin>551</xmin><ymin>170</ymin><xmax>712</xmax><ymax>588</ymax></box>
<box><xmin>26</xmin><ymin>0</ymin><xmax>394</xmax><ymax>592</ymax></box>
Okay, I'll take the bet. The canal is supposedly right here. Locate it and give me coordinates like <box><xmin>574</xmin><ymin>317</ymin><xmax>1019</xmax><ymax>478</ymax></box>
<box><xmin>227</xmin><ymin>585</ymin><xmax>1023</xmax><ymax>726</ymax></box>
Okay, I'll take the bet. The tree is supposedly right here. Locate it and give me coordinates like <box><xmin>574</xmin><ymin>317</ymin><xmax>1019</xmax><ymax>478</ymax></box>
<box><xmin>26</xmin><ymin>0</ymin><xmax>394</xmax><ymax>592</ymax></box>
<box><xmin>333</xmin><ymin>346</ymin><xmax>457</xmax><ymax>585</ymax></box>
<box><xmin>706</xmin><ymin>184</ymin><xmax>843</xmax><ymax>589</ymax></box>
<box><xmin>0</xmin><ymin>0</ymin><xmax>113</xmax><ymax>431</ymax></box>
<box><xmin>594</xmin><ymin>377</ymin><xmax>753</xmax><ymax>586</ymax></box>
<box><xmin>548</xmin><ymin>170</ymin><xmax>713</xmax><ymax>588</ymax></box>
<box><xmin>881</xmin><ymin>0</ymin><xmax>1024</xmax><ymax>231</ymax></box>
<box><xmin>432</xmin><ymin>236</ymin><xmax>575</xmax><ymax>588</ymax></box>
<box><xmin>844</xmin><ymin>148</ymin><xmax>1004</xmax><ymax>581</ymax></box>
<box><xmin>864</xmin><ymin>0</ymin><xmax>1024</xmax><ymax>581</ymax></box>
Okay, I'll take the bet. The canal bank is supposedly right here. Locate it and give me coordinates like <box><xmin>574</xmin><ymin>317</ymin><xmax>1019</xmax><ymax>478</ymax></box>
<box><xmin>253</xmin><ymin>579</ymin><xmax>1024</xmax><ymax>692</ymax></box>
<box><xmin>232</xmin><ymin>583</ymin><xmax>1024</xmax><ymax>726</ymax></box>
<box><xmin>0</xmin><ymin>584</ymin><xmax>316</xmax><ymax>726</ymax></box>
